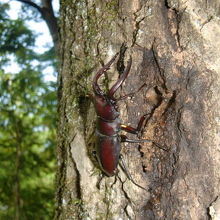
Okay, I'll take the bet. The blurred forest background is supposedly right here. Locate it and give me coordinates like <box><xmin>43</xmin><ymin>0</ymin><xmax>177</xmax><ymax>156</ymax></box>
<box><xmin>0</xmin><ymin>1</ymin><xmax>57</xmax><ymax>219</ymax></box>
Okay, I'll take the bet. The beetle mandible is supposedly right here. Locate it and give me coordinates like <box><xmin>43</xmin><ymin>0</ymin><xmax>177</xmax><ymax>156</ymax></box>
<box><xmin>93</xmin><ymin>52</ymin><xmax>160</xmax><ymax>177</ymax></box>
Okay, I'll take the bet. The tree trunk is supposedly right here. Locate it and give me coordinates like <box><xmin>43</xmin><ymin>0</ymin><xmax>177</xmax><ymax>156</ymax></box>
<box><xmin>55</xmin><ymin>0</ymin><xmax>220</xmax><ymax>219</ymax></box>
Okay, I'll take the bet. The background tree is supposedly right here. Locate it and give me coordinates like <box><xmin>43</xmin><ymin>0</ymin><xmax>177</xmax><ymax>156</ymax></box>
<box><xmin>0</xmin><ymin>2</ymin><xmax>57</xmax><ymax>219</ymax></box>
<box><xmin>15</xmin><ymin>0</ymin><xmax>59</xmax><ymax>52</ymax></box>
<box><xmin>56</xmin><ymin>0</ymin><xmax>220</xmax><ymax>219</ymax></box>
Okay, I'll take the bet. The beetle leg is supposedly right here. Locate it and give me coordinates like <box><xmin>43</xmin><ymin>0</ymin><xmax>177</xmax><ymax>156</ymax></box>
<box><xmin>108</xmin><ymin>56</ymin><xmax>132</xmax><ymax>99</ymax></box>
<box><xmin>121</xmin><ymin>134</ymin><xmax>153</xmax><ymax>143</ymax></box>
<box><xmin>119</xmin><ymin>154</ymin><xmax>147</xmax><ymax>191</ymax></box>
<box><xmin>120</xmin><ymin>113</ymin><xmax>149</xmax><ymax>135</ymax></box>
<box><xmin>121</xmin><ymin>125</ymin><xmax>140</xmax><ymax>135</ymax></box>
<box><xmin>120</xmin><ymin>135</ymin><xmax>167</xmax><ymax>151</ymax></box>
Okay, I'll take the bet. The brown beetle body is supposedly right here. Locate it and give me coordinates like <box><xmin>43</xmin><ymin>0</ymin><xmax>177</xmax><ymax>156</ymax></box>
<box><xmin>92</xmin><ymin>53</ymin><xmax>162</xmax><ymax>178</ymax></box>
<box><xmin>92</xmin><ymin>53</ymin><xmax>131</xmax><ymax>176</ymax></box>
<box><xmin>92</xmin><ymin>53</ymin><xmax>165</xmax><ymax>190</ymax></box>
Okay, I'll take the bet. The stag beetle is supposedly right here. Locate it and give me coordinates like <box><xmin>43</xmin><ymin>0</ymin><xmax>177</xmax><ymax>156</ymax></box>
<box><xmin>93</xmin><ymin>52</ymin><xmax>163</xmax><ymax>180</ymax></box>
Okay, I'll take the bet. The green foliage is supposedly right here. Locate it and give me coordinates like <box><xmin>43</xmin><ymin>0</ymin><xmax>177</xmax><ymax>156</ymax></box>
<box><xmin>0</xmin><ymin>5</ymin><xmax>35</xmax><ymax>66</ymax></box>
<box><xmin>0</xmin><ymin>3</ymin><xmax>56</xmax><ymax>219</ymax></box>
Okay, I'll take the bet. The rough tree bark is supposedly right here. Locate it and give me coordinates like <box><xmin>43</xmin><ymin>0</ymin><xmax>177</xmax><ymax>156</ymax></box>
<box><xmin>55</xmin><ymin>0</ymin><xmax>220</xmax><ymax>219</ymax></box>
